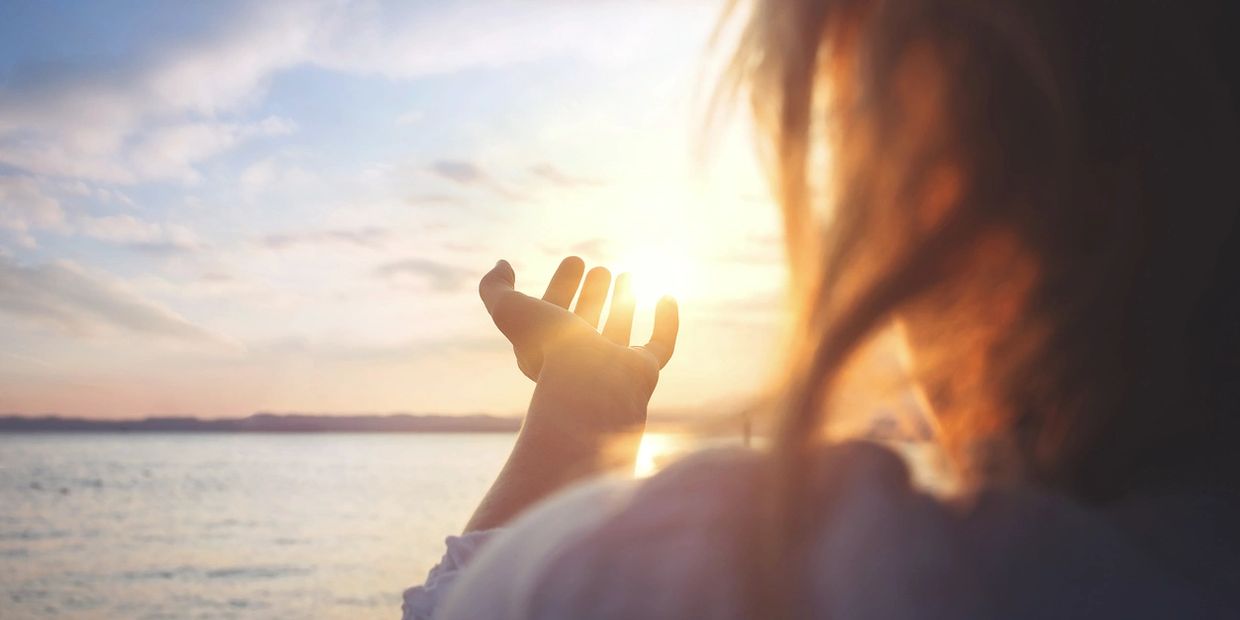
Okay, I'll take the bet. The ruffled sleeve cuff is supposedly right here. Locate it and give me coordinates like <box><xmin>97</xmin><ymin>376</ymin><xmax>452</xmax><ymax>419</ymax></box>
<box><xmin>402</xmin><ymin>528</ymin><xmax>500</xmax><ymax>620</ymax></box>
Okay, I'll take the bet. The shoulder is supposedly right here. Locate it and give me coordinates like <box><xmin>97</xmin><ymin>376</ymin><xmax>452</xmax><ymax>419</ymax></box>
<box><xmin>437</xmin><ymin>441</ymin><xmax>924</xmax><ymax>620</ymax></box>
<box><xmin>435</xmin><ymin>439</ymin><xmax>1232</xmax><ymax>620</ymax></box>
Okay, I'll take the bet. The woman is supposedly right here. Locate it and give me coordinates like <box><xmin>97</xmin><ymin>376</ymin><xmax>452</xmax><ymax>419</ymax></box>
<box><xmin>404</xmin><ymin>0</ymin><xmax>1239</xmax><ymax>618</ymax></box>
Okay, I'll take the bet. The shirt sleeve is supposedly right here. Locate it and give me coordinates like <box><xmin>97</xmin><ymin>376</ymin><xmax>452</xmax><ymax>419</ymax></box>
<box><xmin>401</xmin><ymin>528</ymin><xmax>500</xmax><ymax>620</ymax></box>
<box><xmin>433</xmin><ymin>450</ymin><xmax>759</xmax><ymax>620</ymax></box>
<box><xmin>433</xmin><ymin>475</ymin><xmax>640</xmax><ymax>619</ymax></box>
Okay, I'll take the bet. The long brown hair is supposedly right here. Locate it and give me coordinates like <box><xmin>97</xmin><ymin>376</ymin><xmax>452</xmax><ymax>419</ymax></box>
<box><xmin>725</xmin><ymin>0</ymin><xmax>1239</xmax><ymax>615</ymax></box>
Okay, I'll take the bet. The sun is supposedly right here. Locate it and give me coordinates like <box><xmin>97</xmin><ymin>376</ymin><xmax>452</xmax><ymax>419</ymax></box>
<box><xmin>611</xmin><ymin>245</ymin><xmax>697</xmax><ymax>307</ymax></box>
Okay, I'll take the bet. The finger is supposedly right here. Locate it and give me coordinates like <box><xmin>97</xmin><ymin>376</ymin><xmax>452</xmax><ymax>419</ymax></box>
<box><xmin>480</xmin><ymin>260</ymin><xmax>539</xmax><ymax>343</ymax></box>
<box><xmin>640</xmin><ymin>296</ymin><xmax>679</xmax><ymax>368</ymax></box>
<box><xmin>602</xmin><ymin>272</ymin><xmax>635</xmax><ymax>345</ymax></box>
<box><xmin>574</xmin><ymin>266</ymin><xmax>611</xmax><ymax>327</ymax></box>
<box><xmin>542</xmin><ymin>256</ymin><xmax>586</xmax><ymax>308</ymax></box>
<box><xmin>478</xmin><ymin>259</ymin><xmax>516</xmax><ymax>317</ymax></box>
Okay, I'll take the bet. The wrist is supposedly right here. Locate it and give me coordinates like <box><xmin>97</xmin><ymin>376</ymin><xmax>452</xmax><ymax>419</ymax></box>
<box><xmin>525</xmin><ymin>343</ymin><xmax>652</xmax><ymax>445</ymax></box>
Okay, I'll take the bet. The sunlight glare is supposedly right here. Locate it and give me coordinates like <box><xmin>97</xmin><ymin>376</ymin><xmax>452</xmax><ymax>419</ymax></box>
<box><xmin>634</xmin><ymin>432</ymin><xmax>685</xmax><ymax>477</ymax></box>
<box><xmin>613</xmin><ymin>246</ymin><xmax>698</xmax><ymax>307</ymax></box>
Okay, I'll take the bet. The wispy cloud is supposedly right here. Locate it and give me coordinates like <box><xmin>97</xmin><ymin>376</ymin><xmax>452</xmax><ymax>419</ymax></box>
<box><xmin>0</xmin><ymin>176</ymin><xmax>65</xmax><ymax>246</ymax></box>
<box><xmin>1</xmin><ymin>177</ymin><xmax>202</xmax><ymax>253</ymax></box>
<box><xmin>407</xmin><ymin>193</ymin><xmax>466</xmax><ymax>208</ymax></box>
<box><xmin>0</xmin><ymin>256</ymin><xmax>223</xmax><ymax>343</ymax></box>
<box><xmin>0</xmin><ymin>1</ymin><xmax>680</xmax><ymax>185</ymax></box>
<box><xmin>427</xmin><ymin>160</ymin><xmax>488</xmax><ymax>185</ymax></box>
<box><xmin>58</xmin><ymin>180</ymin><xmax>135</xmax><ymax>207</ymax></box>
<box><xmin>426</xmin><ymin>159</ymin><xmax>524</xmax><ymax>200</ymax></box>
<box><xmin>239</xmin><ymin>156</ymin><xmax>319</xmax><ymax>203</ymax></box>
<box><xmin>1</xmin><ymin>103</ymin><xmax>296</xmax><ymax>184</ymax></box>
<box><xmin>259</xmin><ymin>227</ymin><xmax>392</xmax><ymax>251</ymax></box>
<box><xmin>74</xmin><ymin>214</ymin><xmax>202</xmax><ymax>254</ymax></box>
<box><xmin>374</xmin><ymin>257</ymin><xmax>474</xmax><ymax>292</ymax></box>
<box><xmin>529</xmin><ymin>163</ymin><xmax>604</xmax><ymax>188</ymax></box>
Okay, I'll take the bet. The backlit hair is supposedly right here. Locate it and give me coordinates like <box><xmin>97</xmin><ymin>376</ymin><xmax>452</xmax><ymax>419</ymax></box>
<box><xmin>725</xmin><ymin>0</ymin><xmax>1239</xmax><ymax>615</ymax></box>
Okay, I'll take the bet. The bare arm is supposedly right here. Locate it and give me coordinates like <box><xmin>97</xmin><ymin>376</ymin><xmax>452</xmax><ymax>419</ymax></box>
<box><xmin>464</xmin><ymin>257</ymin><xmax>678</xmax><ymax>532</ymax></box>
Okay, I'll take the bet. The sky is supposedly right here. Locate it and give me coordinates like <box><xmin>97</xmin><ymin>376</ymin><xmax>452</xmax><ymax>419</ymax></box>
<box><xmin>0</xmin><ymin>0</ymin><xmax>788</xmax><ymax>419</ymax></box>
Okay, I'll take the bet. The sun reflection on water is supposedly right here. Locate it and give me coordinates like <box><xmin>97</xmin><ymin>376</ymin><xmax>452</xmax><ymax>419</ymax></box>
<box><xmin>634</xmin><ymin>432</ymin><xmax>689</xmax><ymax>477</ymax></box>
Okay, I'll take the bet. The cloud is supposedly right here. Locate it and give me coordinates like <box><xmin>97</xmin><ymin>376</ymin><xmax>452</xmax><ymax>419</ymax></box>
<box><xmin>529</xmin><ymin>163</ymin><xmax>604</xmax><ymax>188</ymax></box>
<box><xmin>422</xmin><ymin>160</ymin><xmax>604</xmax><ymax>203</ymax></box>
<box><xmin>58</xmin><ymin>180</ymin><xmax>136</xmax><ymax>207</ymax></box>
<box><xmin>0</xmin><ymin>1</ymin><xmax>696</xmax><ymax>185</ymax></box>
<box><xmin>427</xmin><ymin>160</ymin><xmax>487</xmax><ymax>185</ymax></box>
<box><xmin>73</xmin><ymin>213</ymin><xmax>202</xmax><ymax>254</ymax></box>
<box><xmin>0</xmin><ymin>116</ymin><xmax>296</xmax><ymax>185</ymax></box>
<box><xmin>259</xmin><ymin>226</ymin><xmax>392</xmax><ymax>250</ymax></box>
<box><xmin>0</xmin><ymin>177</ymin><xmax>200</xmax><ymax>252</ymax></box>
<box><xmin>199</xmin><ymin>272</ymin><xmax>234</xmax><ymax>284</ymax></box>
<box><xmin>407</xmin><ymin>193</ymin><xmax>466</xmax><ymax>208</ymax></box>
<box><xmin>239</xmin><ymin>156</ymin><xmax>318</xmax><ymax>203</ymax></box>
<box><xmin>0</xmin><ymin>176</ymin><xmax>66</xmax><ymax>245</ymax></box>
<box><xmin>426</xmin><ymin>159</ymin><xmax>523</xmax><ymax>200</ymax></box>
<box><xmin>374</xmin><ymin>257</ymin><xmax>474</xmax><ymax>292</ymax></box>
<box><xmin>307</xmin><ymin>2</ymin><xmax>684</xmax><ymax>79</ymax></box>
<box><xmin>125</xmin><ymin>117</ymin><xmax>296</xmax><ymax>184</ymax></box>
<box><xmin>0</xmin><ymin>255</ymin><xmax>223</xmax><ymax>343</ymax></box>
<box><xmin>0</xmin><ymin>0</ymin><xmax>310</xmax><ymax>183</ymax></box>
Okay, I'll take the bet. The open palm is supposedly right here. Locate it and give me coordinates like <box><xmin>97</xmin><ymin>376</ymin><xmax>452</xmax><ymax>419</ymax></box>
<box><xmin>478</xmin><ymin>256</ymin><xmax>678</xmax><ymax>394</ymax></box>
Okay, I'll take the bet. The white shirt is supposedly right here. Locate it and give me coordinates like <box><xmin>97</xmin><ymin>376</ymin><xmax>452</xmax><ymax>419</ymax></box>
<box><xmin>403</xmin><ymin>441</ymin><xmax>1236</xmax><ymax>619</ymax></box>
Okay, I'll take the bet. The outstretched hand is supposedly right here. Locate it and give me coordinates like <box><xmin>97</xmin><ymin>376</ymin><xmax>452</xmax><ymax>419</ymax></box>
<box><xmin>463</xmin><ymin>256</ymin><xmax>679</xmax><ymax>532</ymax></box>
<box><xmin>478</xmin><ymin>256</ymin><xmax>678</xmax><ymax>398</ymax></box>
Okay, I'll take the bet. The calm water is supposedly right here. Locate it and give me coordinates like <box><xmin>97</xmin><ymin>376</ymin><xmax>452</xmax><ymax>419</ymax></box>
<box><xmin>0</xmin><ymin>433</ymin><xmax>520</xmax><ymax>619</ymax></box>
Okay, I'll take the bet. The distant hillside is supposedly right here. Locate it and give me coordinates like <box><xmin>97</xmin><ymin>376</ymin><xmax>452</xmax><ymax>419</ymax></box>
<box><xmin>0</xmin><ymin>412</ymin><xmax>522</xmax><ymax>433</ymax></box>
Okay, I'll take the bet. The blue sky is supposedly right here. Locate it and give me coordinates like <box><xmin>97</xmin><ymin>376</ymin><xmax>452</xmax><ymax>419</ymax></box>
<box><xmin>0</xmin><ymin>0</ymin><xmax>788</xmax><ymax>418</ymax></box>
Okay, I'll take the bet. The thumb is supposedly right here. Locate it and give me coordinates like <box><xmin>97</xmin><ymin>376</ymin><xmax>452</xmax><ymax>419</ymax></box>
<box><xmin>479</xmin><ymin>260</ymin><xmax>540</xmax><ymax>346</ymax></box>
<box><xmin>479</xmin><ymin>259</ymin><xmax>516</xmax><ymax>317</ymax></box>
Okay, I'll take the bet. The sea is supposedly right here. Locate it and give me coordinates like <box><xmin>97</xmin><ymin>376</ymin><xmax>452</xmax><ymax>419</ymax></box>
<box><xmin>1</xmin><ymin>431</ymin><xmax>935</xmax><ymax>619</ymax></box>
<box><xmin>0</xmin><ymin>432</ymin><xmax>556</xmax><ymax>619</ymax></box>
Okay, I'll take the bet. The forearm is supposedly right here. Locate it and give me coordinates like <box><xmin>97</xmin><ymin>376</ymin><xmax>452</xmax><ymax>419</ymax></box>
<box><xmin>463</xmin><ymin>348</ymin><xmax>650</xmax><ymax>532</ymax></box>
